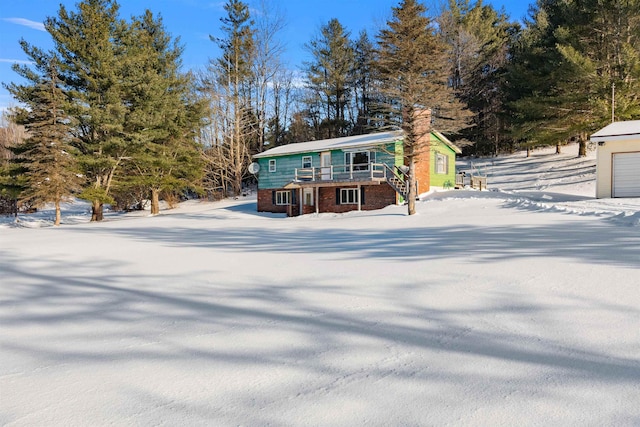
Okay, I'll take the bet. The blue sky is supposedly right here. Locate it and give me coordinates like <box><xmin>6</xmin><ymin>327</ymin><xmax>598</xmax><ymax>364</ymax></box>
<box><xmin>0</xmin><ymin>0</ymin><xmax>531</xmax><ymax>114</ymax></box>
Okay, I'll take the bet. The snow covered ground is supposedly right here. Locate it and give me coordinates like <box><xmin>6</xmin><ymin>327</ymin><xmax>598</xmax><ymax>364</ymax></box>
<box><xmin>1</xmin><ymin>144</ymin><xmax>639</xmax><ymax>426</ymax></box>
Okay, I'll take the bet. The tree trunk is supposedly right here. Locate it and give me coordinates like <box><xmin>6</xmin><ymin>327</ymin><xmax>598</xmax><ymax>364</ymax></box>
<box><xmin>526</xmin><ymin>146</ymin><xmax>531</xmax><ymax>157</ymax></box>
<box><xmin>91</xmin><ymin>200</ymin><xmax>103</xmax><ymax>221</ymax></box>
<box><xmin>407</xmin><ymin>159</ymin><xmax>416</xmax><ymax>215</ymax></box>
<box><xmin>150</xmin><ymin>188</ymin><xmax>160</xmax><ymax>215</ymax></box>
<box><xmin>54</xmin><ymin>200</ymin><xmax>61</xmax><ymax>226</ymax></box>
<box><xmin>578</xmin><ymin>136</ymin><xmax>587</xmax><ymax>157</ymax></box>
<box><xmin>556</xmin><ymin>142</ymin><xmax>562</xmax><ymax>154</ymax></box>
<box><xmin>234</xmin><ymin>172</ymin><xmax>242</xmax><ymax>197</ymax></box>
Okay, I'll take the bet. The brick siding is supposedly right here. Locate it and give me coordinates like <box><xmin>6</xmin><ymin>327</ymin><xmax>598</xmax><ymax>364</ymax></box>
<box><xmin>259</xmin><ymin>184</ymin><xmax>397</xmax><ymax>216</ymax></box>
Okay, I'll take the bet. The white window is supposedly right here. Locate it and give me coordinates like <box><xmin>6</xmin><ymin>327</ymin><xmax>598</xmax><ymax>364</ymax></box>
<box><xmin>275</xmin><ymin>190</ymin><xmax>290</xmax><ymax>205</ymax></box>
<box><xmin>269</xmin><ymin>159</ymin><xmax>276</xmax><ymax>172</ymax></box>
<box><xmin>345</xmin><ymin>151</ymin><xmax>373</xmax><ymax>171</ymax></box>
<box><xmin>303</xmin><ymin>188</ymin><xmax>314</xmax><ymax>205</ymax></box>
<box><xmin>340</xmin><ymin>188</ymin><xmax>359</xmax><ymax>204</ymax></box>
<box><xmin>435</xmin><ymin>153</ymin><xmax>448</xmax><ymax>174</ymax></box>
<box><xmin>302</xmin><ymin>156</ymin><xmax>312</xmax><ymax>168</ymax></box>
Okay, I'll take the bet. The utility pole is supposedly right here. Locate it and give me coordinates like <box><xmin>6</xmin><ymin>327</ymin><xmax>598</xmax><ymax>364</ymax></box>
<box><xmin>612</xmin><ymin>82</ymin><xmax>615</xmax><ymax>123</ymax></box>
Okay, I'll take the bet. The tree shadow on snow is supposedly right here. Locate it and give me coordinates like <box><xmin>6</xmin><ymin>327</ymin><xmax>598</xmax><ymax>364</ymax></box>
<box><xmin>1</xmin><ymin>250</ymin><xmax>639</xmax><ymax>424</ymax></box>
<box><xmin>1</xmin><ymin>251</ymin><xmax>638</xmax><ymax>382</ymax></box>
<box><xmin>65</xmin><ymin>217</ymin><xmax>640</xmax><ymax>269</ymax></box>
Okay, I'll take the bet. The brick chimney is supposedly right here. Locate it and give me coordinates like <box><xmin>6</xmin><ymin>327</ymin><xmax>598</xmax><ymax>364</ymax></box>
<box><xmin>413</xmin><ymin>109</ymin><xmax>432</xmax><ymax>196</ymax></box>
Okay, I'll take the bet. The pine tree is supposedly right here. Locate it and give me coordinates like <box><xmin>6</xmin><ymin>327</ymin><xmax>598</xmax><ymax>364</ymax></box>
<box><xmin>351</xmin><ymin>30</ymin><xmax>381</xmax><ymax>135</ymax></box>
<box><xmin>554</xmin><ymin>0</ymin><xmax>640</xmax><ymax>153</ymax></box>
<box><xmin>6</xmin><ymin>53</ymin><xmax>81</xmax><ymax>225</ymax></box>
<box><xmin>45</xmin><ymin>0</ymin><xmax>128</xmax><ymax>221</ymax></box>
<box><xmin>438</xmin><ymin>0</ymin><xmax>517</xmax><ymax>155</ymax></box>
<box><xmin>117</xmin><ymin>11</ymin><xmax>204</xmax><ymax>215</ymax></box>
<box><xmin>507</xmin><ymin>0</ymin><xmax>640</xmax><ymax>156</ymax></box>
<box><xmin>0</xmin><ymin>117</ymin><xmax>28</xmax><ymax>217</ymax></box>
<box><xmin>377</xmin><ymin>0</ymin><xmax>471</xmax><ymax>215</ymax></box>
<box><xmin>304</xmin><ymin>18</ymin><xmax>355</xmax><ymax>138</ymax></box>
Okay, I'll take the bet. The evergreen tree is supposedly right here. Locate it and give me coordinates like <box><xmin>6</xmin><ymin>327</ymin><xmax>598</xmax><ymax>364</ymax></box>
<box><xmin>118</xmin><ymin>11</ymin><xmax>204</xmax><ymax>215</ymax></box>
<box><xmin>439</xmin><ymin>0</ymin><xmax>517</xmax><ymax>155</ymax></box>
<box><xmin>507</xmin><ymin>0</ymin><xmax>640</xmax><ymax>156</ymax></box>
<box><xmin>377</xmin><ymin>0</ymin><xmax>471</xmax><ymax>215</ymax></box>
<box><xmin>304</xmin><ymin>18</ymin><xmax>355</xmax><ymax>138</ymax></box>
<box><xmin>0</xmin><ymin>117</ymin><xmax>28</xmax><ymax>217</ymax></box>
<box><xmin>554</xmin><ymin>0</ymin><xmax>640</xmax><ymax>150</ymax></box>
<box><xmin>287</xmin><ymin>109</ymin><xmax>316</xmax><ymax>143</ymax></box>
<box><xmin>351</xmin><ymin>30</ymin><xmax>381</xmax><ymax>135</ymax></box>
<box><xmin>6</xmin><ymin>52</ymin><xmax>81</xmax><ymax>225</ymax></box>
<box><xmin>45</xmin><ymin>0</ymin><xmax>129</xmax><ymax>220</ymax></box>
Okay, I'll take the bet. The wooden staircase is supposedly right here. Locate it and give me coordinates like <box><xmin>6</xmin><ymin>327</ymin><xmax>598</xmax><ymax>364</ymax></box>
<box><xmin>384</xmin><ymin>165</ymin><xmax>408</xmax><ymax>198</ymax></box>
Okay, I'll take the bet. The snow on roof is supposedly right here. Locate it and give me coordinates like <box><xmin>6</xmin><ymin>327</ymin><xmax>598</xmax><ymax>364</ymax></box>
<box><xmin>254</xmin><ymin>130</ymin><xmax>461</xmax><ymax>158</ymax></box>
<box><xmin>433</xmin><ymin>130</ymin><xmax>462</xmax><ymax>154</ymax></box>
<box><xmin>590</xmin><ymin>120</ymin><xmax>640</xmax><ymax>142</ymax></box>
<box><xmin>253</xmin><ymin>131</ymin><xmax>403</xmax><ymax>158</ymax></box>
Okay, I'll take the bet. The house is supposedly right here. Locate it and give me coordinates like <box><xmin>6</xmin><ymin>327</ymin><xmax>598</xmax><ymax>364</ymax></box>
<box><xmin>591</xmin><ymin>120</ymin><xmax>640</xmax><ymax>198</ymax></box>
<box><xmin>252</xmin><ymin>130</ymin><xmax>461</xmax><ymax>216</ymax></box>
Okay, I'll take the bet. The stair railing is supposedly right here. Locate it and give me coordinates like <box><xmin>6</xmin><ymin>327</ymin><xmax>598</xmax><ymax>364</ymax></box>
<box><xmin>382</xmin><ymin>164</ymin><xmax>408</xmax><ymax>197</ymax></box>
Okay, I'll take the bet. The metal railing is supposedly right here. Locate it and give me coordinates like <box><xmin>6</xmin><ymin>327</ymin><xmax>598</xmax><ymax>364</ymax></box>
<box><xmin>295</xmin><ymin>162</ymin><xmax>388</xmax><ymax>182</ymax></box>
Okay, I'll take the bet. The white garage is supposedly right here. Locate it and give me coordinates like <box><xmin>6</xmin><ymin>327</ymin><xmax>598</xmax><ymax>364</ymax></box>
<box><xmin>591</xmin><ymin>120</ymin><xmax>640</xmax><ymax>198</ymax></box>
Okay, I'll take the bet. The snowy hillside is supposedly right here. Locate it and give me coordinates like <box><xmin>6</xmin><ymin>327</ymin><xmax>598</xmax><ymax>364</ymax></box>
<box><xmin>453</xmin><ymin>142</ymin><xmax>640</xmax><ymax>222</ymax></box>
<box><xmin>1</xmin><ymin>144</ymin><xmax>639</xmax><ymax>426</ymax></box>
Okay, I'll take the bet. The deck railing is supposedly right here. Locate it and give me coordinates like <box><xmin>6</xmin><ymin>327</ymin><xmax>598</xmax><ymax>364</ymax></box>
<box><xmin>455</xmin><ymin>172</ymin><xmax>488</xmax><ymax>190</ymax></box>
<box><xmin>295</xmin><ymin>162</ymin><xmax>388</xmax><ymax>182</ymax></box>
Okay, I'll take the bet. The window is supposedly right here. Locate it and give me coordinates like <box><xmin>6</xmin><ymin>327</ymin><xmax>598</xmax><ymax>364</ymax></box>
<box><xmin>302</xmin><ymin>156</ymin><xmax>312</xmax><ymax>168</ymax></box>
<box><xmin>340</xmin><ymin>188</ymin><xmax>359</xmax><ymax>204</ymax></box>
<box><xmin>345</xmin><ymin>151</ymin><xmax>373</xmax><ymax>171</ymax></box>
<box><xmin>303</xmin><ymin>188</ymin><xmax>314</xmax><ymax>205</ymax></box>
<box><xmin>275</xmin><ymin>190</ymin><xmax>290</xmax><ymax>205</ymax></box>
<box><xmin>435</xmin><ymin>153</ymin><xmax>448</xmax><ymax>174</ymax></box>
<box><xmin>269</xmin><ymin>159</ymin><xmax>276</xmax><ymax>172</ymax></box>
<box><xmin>336</xmin><ymin>188</ymin><xmax>365</xmax><ymax>205</ymax></box>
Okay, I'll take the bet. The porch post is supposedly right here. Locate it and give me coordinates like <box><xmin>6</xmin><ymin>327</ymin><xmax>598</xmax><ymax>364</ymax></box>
<box><xmin>357</xmin><ymin>184</ymin><xmax>361</xmax><ymax>211</ymax></box>
<box><xmin>315</xmin><ymin>186</ymin><xmax>319</xmax><ymax>214</ymax></box>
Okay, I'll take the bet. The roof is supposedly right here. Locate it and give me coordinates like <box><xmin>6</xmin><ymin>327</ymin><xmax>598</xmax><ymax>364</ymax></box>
<box><xmin>253</xmin><ymin>131</ymin><xmax>401</xmax><ymax>158</ymax></box>
<box><xmin>433</xmin><ymin>130</ymin><xmax>462</xmax><ymax>154</ymax></box>
<box><xmin>254</xmin><ymin>130</ymin><xmax>461</xmax><ymax>158</ymax></box>
<box><xmin>590</xmin><ymin>120</ymin><xmax>640</xmax><ymax>142</ymax></box>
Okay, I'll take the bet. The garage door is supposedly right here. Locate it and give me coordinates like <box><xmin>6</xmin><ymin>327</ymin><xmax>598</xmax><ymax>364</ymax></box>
<box><xmin>613</xmin><ymin>152</ymin><xmax>640</xmax><ymax>197</ymax></box>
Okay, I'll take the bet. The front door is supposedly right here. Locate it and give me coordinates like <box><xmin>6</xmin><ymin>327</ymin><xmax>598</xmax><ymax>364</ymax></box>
<box><xmin>321</xmin><ymin>151</ymin><xmax>332</xmax><ymax>180</ymax></box>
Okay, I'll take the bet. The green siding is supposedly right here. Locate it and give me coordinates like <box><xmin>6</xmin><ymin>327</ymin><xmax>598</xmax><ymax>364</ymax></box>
<box><xmin>257</xmin><ymin>153</ymin><xmax>320</xmax><ymax>189</ymax></box>
<box><xmin>256</xmin><ymin>135</ymin><xmax>459</xmax><ymax>193</ymax></box>
<box><xmin>394</xmin><ymin>140</ymin><xmax>404</xmax><ymax>167</ymax></box>
<box><xmin>256</xmin><ymin>134</ymin><xmax>459</xmax><ymax>193</ymax></box>
<box><xmin>256</xmin><ymin>142</ymin><xmax>400</xmax><ymax>190</ymax></box>
<box><xmin>430</xmin><ymin>135</ymin><xmax>458</xmax><ymax>188</ymax></box>
<box><xmin>374</xmin><ymin>143</ymin><xmax>397</xmax><ymax>168</ymax></box>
